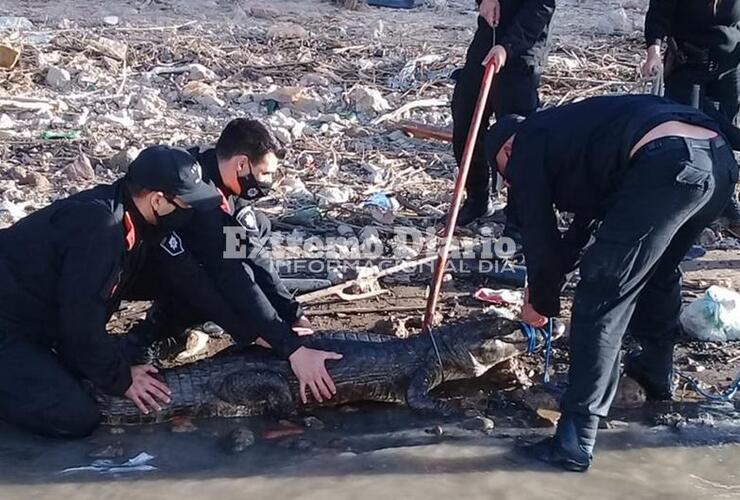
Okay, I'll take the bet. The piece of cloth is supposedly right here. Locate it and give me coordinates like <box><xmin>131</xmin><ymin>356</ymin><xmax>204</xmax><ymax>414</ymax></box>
<box><xmin>452</xmin><ymin>3</ymin><xmax>553</xmax><ymax>225</ymax></box>
<box><xmin>504</xmin><ymin>94</ymin><xmax>724</xmax><ymax>317</ymax></box>
<box><xmin>645</xmin><ymin>0</ymin><xmax>740</xmax><ymax>74</ymax></box>
<box><xmin>561</xmin><ymin>136</ymin><xmax>737</xmax><ymax>420</ymax></box>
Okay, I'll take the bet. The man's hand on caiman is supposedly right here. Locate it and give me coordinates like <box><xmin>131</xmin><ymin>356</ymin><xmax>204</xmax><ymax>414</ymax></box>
<box><xmin>288</xmin><ymin>347</ymin><xmax>343</xmax><ymax>404</ymax></box>
<box><xmin>124</xmin><ymin>364</ymin><xmax>172</xmax><ymax>415</ymax></box>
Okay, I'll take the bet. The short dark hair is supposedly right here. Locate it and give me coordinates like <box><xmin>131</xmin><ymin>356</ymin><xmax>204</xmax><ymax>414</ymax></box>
<box><xmin>124</xmin><ymin>176</ymin><xmax>151</xmax><ymax>197</ymax></box>
<box><xmin>215</xmin><ymin>118</ymin><xmax>285</xmax><ymax>163</ymax></box>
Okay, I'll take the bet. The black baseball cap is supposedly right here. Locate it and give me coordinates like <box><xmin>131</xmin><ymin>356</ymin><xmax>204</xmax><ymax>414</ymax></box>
<box><xmin>484</xmin><ymin>114</ymin><xmax>525</xmax><ymax>171</ymax></box>
<box><xmin>126</xmin><ymin>146</ymin><xmax>221</xmax><ymax>210</ymax></box>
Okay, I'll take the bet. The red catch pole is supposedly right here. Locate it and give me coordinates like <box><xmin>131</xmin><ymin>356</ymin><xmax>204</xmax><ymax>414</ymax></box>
<box><xmin>422</xmin><ymin>41</ymin><xmax>498</xmax><ymax>333</ymax></box>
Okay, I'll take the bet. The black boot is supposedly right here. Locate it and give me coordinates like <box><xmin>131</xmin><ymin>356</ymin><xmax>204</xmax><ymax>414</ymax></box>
<box><xmin>722</xmin><ymin>196</ymin><xmax>740</xmax><ymax>239</ymax></box>
<box><xmin>521</xmin><ymin>413</ymin><xmax>597</xmax><ymax>472</ymax></box>
<box><xmin>624</xmin><ymin>341</ymin><xmax>675</xmax><ymax>401</ymax></box>
<box><xmin>457</xmin><ymin>197</ymin><xmax>495</xmax><ymax>226</ymax></box>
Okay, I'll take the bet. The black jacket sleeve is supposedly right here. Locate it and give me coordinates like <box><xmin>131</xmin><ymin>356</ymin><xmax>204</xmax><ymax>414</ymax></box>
<box><xmin>509</xmin><ymin>131</ymin><xmax>563</xmax><ymax>318</ymax></box>
<box><xmin>498</xmin><ymin>0</ymin><xmax>555</xmax><ymax>60</ymax></box>
<box><xmin>645</xmin><ymin>0</ymin><xmax>676</xmax><ymax>47</ymax></box>
<box><xmin>53</xmin><ymin>205</ymin><xmax>132</xmax><ymax>396</ymax></box>
<box><xmin>560</xmin><ymin>215</ymin><xmax>597</xmax><ymax>275</ymax></box>
<box><xmin>180</xmin><ymin>209</ymin><xmax>302</xmax><ymax>359</ymax></box>
<box><xmin>232</xmin><ymin>203</ymin><xmax>303</xmax><ymax>323</ymax></box>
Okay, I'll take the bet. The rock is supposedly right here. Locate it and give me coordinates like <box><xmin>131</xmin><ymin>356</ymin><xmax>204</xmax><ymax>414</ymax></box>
<box><xmin>699</xmin><ymin>228</ymin><xmax>719</xmax><ymax>248</ymax></box>
<box><xmin>0</xmin><ymin>114</ymin><xmax>14</xmax><ymax>130</ymax></box>
<box><xmin>88</xmin><ymin>36</ymin><xmax>127</xmax><ymax>61</ymax></box>
<box><xmin>303</xmin><ymin>416</ymin><xmax>325</xmax><ymax>430</ymax></box>
<box><xmin>223</xmin><ymin>427</ymin><xmax>256</xmax><ymax>453</ymax></box>
<box><xmin>393</xmin><ymin>244</ymin><xmax>418</xmax><ymax>259</ymax></box>
<box><xmin>426</xmin><ymin>425</ymin><xmax>444</xmax><ymax>437</ymax></box>
<box><xmin>134</xmin><ymin>92</ymin><xmax>167</xmax><ymax>117</ymax></box>
<box><xmin>62</xmin><ymin>154</ymin><xmax>96</xmax><ymax>183</ymax></box>
<box><xmin>171</xmin><ymin>416</ymin><xmax>198</xmax><ymax>433</ymax></box>
<box><xmin>612</xmin><ymin>375</ymin><xmax>647</xmax><ymax>409</ymax></box>
<box><xmin>460</xmin><ymin>416</ymin><xmax>495</xmax><ymax>432</ymax></box>
<box><xmin>359</xmin><ymin>226</ymin><xmax>380</xmax><ymax>243</ymax></box>
<box><xmin>349</xmin><ymin>86</ymin><xmax>391</xmax><ymax>114</ymax></box>
<box><xmin>267</xmin><ymin>23</ymin><xmax>309</xmax><ymax>40</ymax></box>
<box><xmin>327</xmin><ymin>266</ymin><xmax>345</xmax><ymax>284</ymax></box>
<box><xmin>597</xmin><ymin>7</ymin><xmax>631</xmax><ymax>35</ymax></box>
<box><xmin>316</xmin><ymin>187</ymin><xmax>351</xmax><ymax>206</ymax></box>
<box><xmin>182</xmin><ymin>81</ymin><xmax>225</xmax><ymax>108</ymax></box>
<box><xmin>88</xmin><ymin>442</ymin><xmax>124</xmax><ymax>458</ymax></box>
<box><xmin>46</xmin><ymin>66</ymin><xmax>71</xmax><ymax>90</ymax></box>
<box><xmin>102</xmin><ymin>16</ymin><xmax>119</xmax><ymax>26</ymax></box>
<box><xmin>107</xmin><ymin>147</ymin><xmax>140</xmax><ymax>173</ymax></box>
<box><xmin>0</xmin><ymin>17</ymin><xmax>33</xmax><ymax>31</ymax></box>
<box><xmin>187</xmin><ymin>63</ymin><xmax>217</xmax><ymax>82</ymax></box>
<box><xmin>259</xmin><ymin>86</ymin><xmax>324</xmax><ymax>113</ymax></box>
<box><xmin>0</xmin><ymin>43</ymin><xmax>20</xmax><ymax>70</ymax></box>
<box><xmin>100</xmin><ymin>110</ymin><xmax>134</xmax><ymax>129</ymax></box>
<box><xmin>291</xmin><ymin>121</ymin><xmax>306</xmax><ymax>140</ymax></box>
<box><xmin>299</xmin><ymin>73</ymin><xmax>331</xmax><ymax>87</ymax></box>
<box><xmin>249</xmin><ymin>6</ymin><xmax>280</xmax><ymax>19</ymax></box>
<box><xmin>19</xmin><ymin>172</ymin><xmax>51</xmax><ymax>189</ymax></box>
<box><xmin>273</xmin><ymin>127</ymin><xmax>292</xmax><ymax>144</ymax></box>
<box><xmin>6</xmin><ymin>166</ymin><xmax>27</xmax><ymax>180</ymax></box>
<box><xmin>337</xmin><ymin>224</ymin><xmax>355</xmax><ymax>237</ymax></box>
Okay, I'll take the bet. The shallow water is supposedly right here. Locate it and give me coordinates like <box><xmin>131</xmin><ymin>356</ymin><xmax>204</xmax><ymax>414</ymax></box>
<box><xmin>1</xmin><ymin>412</ymin><xmax>739</xmax><ymax>500</ymax></box>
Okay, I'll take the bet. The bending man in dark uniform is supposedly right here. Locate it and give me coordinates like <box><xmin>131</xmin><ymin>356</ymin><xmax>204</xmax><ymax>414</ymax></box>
<box><xmin>484</xmin><ymin>95</ymin><xmax>738</xmax><ymax>471</ymax></box>
<box><xmin>642</xmin><ymin>0</ymin><xmax>740</xmax><ymax>235</ymax></box>
<box><xmin>0</xmin><ymin>146</ymin><xmax>223</xmax><ymax>437</ymax></box>
<box><xmin>452</xmin><ymin>0</ymin><xmax>555</xmax><ymax>233</ymax></box>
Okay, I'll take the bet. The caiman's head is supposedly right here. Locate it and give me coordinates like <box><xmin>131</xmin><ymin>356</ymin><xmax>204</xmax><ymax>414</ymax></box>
<box><xmin>434</xmin><ymin>317</ymin><xmax>565</xmax><ymax>380</ymax></box>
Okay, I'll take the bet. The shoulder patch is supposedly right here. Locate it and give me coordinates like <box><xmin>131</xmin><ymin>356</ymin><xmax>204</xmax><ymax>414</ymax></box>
<box><xmin>160</xmin><ymin>232</ymin><xmax>185</xmax><ymax>257</ymax></box>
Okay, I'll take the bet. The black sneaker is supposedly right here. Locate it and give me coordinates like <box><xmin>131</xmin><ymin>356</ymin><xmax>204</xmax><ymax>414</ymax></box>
<box><xmin>520</xmin><ymin>436</ymin><xmax>592</xmax><ymax>473</ymax></box>
<box><xmin>457</xmin><ymin>198</ymin><xmax>495</xmax><ymax>226</ymax></box>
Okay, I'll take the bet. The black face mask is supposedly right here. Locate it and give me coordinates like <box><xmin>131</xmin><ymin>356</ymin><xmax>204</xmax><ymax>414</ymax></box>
<box><xmin>238</xmin><ymin>165</ymin><xmax>273</xmax><ymax>200</ymax></box>
<box><xmin>153</xmin><ymin>203</ymin><xmax>193</xmax><ymax>233</ymax></box>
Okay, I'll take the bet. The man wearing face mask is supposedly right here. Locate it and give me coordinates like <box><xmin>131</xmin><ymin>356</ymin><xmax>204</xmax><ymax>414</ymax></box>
<box><xmin>124</xmin><ymin>119</ymin><xmax>342</xmax><ymax>405</ymax></box>
<box><xmin>186</xmin><ymin>118</ymin><xmax>310</xmax><ymax>335</ymax></box>
<box><xmin>0</xmin><ymin>146</ymin><xmax>225</xmax><ymax>437</ymax></box>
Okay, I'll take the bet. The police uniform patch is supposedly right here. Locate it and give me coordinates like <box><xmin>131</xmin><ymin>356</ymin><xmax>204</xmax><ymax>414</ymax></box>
<box><xmin>161</xmin><ymin>232</ymin><xmax>185</xmax><ymax>257</ymax></box>
<box><xmin>235</xmin><ymin>206</ymin><xmax>258</xmax><ymax>234</ymax></box>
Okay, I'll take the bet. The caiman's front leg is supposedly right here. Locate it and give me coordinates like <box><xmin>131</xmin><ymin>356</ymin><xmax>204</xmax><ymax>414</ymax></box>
<box><xmin>406</xmin><ymin>360</ymin><xmax>458</xmax><ymax>417</ymax></box>
<box><xmin>213</xmin><ymin>369</ymin><xmax>296</xmax><ymax>416</ymax></box>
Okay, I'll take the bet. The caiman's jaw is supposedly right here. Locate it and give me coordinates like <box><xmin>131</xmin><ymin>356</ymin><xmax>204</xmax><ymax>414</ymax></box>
<box><xmin>468</xmin><ymin>353</ymin><xmax>496</xmax><ymax>377</ymax></box>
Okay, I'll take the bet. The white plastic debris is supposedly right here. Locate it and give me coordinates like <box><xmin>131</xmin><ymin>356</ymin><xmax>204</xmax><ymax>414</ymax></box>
<box><xmin>680</xmin><ymin>286</ymin><xmax>740</xmax><ymax>342</ymax></box>
<box><xmin>60</xmin><ymin>452</ymin><xmax>157</xmax><ymax>475</ymax></box>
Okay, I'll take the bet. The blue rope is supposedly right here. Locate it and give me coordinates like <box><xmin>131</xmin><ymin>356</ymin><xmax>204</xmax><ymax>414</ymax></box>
<box><xmin>676</xmin><ymin>370</ymin><xmax>740</xmax><ymax>402</ymax></box>
<box><xmin>519</xmin><ymin>320</ymin><xmax>554</xmax><ymax>384</ymax></box>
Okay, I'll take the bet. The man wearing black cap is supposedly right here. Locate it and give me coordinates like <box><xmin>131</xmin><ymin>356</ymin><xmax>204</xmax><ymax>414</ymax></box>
<box><xmin>0</xmin><ymin>145</ymin><xmax>233</xmax><ymax>437</ymax></box>
<box><xmin>452</xmin><ymin>0</ymin><xmax>555</xmax><ymax>234</ymax></box>
<box><xmin>484</xmin><ymin>95</ymin><xmax>738</xmax><ymax>471</ymax></box>
<box><xmin>126</xmin><ymin>120</ymin><xmax>343</xmax><ymax>406</ymax></box>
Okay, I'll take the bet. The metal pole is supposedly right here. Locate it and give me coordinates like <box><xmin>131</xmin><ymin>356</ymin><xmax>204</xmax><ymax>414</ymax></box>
<box><xmin>422</xmin><ymin>28</ymin><xmax>497</xmax><ymax>333</ymax></box>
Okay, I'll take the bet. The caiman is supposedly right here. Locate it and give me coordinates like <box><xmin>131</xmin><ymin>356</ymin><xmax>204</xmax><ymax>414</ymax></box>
<box><xmin>98</xmin><ymin>318</ymin><xmax>563</xmax><ymax>425</ymax></box>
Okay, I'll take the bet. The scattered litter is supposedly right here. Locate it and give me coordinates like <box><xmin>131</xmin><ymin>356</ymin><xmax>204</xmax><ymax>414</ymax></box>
<box><xmin>363</xmin><ymin>193</ymin><xmax>399</xmax><ymax>224</ymax></box>
<box><xmin>0</xmin><ymin>44</ymin><xmax>20</xmax><ymax>70</ymax></box>
<box><xmin>39</xmin><ymin>130</ymin><xmax>81</xmax><ymax>140</ymax></box>
<box><xmin>0</xmin><ymin>17</ymin><xmax>33</xmax><ymax>31</ymax></box>
<box><xmin>60</xmin><ymin>452</ymin><xmax>156</xmax><ymax>475</ymax></box>
<box><xmin>681</xmin><ymin>286</ymin><xmax>740</xmax><ymax>342</ymax></box>
<box><xmin>472</xmin><ymin>288</ymin><xmax>523</xmax><ymax>307</ymax></box>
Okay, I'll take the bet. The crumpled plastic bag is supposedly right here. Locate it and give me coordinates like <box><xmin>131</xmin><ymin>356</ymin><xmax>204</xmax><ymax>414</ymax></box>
<box><xmin>680</xmin><ymin>286</ymin><xmax>740</xmax><ymax>342</ymax></box>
